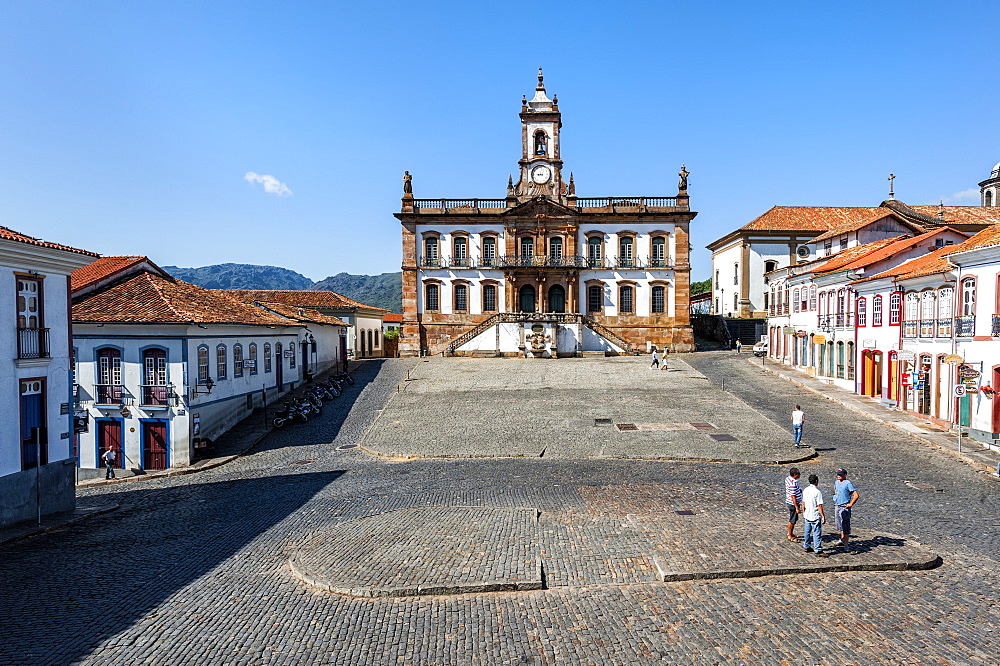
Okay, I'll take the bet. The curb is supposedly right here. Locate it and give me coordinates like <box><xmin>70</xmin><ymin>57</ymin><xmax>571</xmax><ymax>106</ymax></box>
<box><xmin>652</xmin><ymin>551</ymin><xmax>941</xmax><ymax>582</ymax></box>
<box><xmin>755</xmin><ymin>359</ymin><xmax>1000</xmax><ymax>476</ymax></box>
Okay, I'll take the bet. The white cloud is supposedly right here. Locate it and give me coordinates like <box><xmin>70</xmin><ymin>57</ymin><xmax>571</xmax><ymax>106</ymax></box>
<box><xmin>244</xmin><ymin>172</ymin><xmax>293</xmax><ymax>197</ymax></box>
<box><xmin>943</xmin><ymin>188</ymin><xmax>979</xmax><ymax>203</ymax></box>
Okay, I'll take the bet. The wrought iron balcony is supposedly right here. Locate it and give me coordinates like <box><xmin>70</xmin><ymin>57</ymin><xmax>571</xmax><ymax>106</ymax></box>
<box><xmin>16</xmin><ymin>327</ymin><xmax>50</xmax><ymax>359</ymax></box>
<box><xmin>992</xmin><ymin>314</ymin><xmax>1000</xmax><ymax>337</ymax></box>
<box><xmin>94</xmin><ymin>384</ymin><xmax>126</xmax><ymax>404</ymax></box>
<box><xmin>140</xmin><ymin>384</ymin><xmax>176</xmax><ymax>406</ymax></box>
<box><xmin>500</xmin><ymin>255</ymin><xmax>590</xmax><ymax>268</ymax></box>
<box><xmin>903</xmin><ymin>321</ymin><xmax>918</xmax><ymax>338</ymax></box>
<box><xmin>936</xmin><ymin>319</ymin><xmax>952</xmax><ymax>338</ymax></box>
<box><xmin>955</xmin><ymin>315</ymin><xmax>976</xmax><ymax>337</ymax></box>
<box><xmin>919</xmin><ymin>319</ymin><xmax>936</xmax><ymax>337</ymax></box>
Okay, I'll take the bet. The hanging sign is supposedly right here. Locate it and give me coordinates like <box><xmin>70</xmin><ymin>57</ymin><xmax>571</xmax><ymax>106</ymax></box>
<box><xmin>796</xmin><ymin>330</ymin><xmax>808</xmax><ymax>338</ymax></box>
<box><xmin>901</xmin><ymin>372</ymin><xmax>911</xmax><ymax>388</ymax></box>
<box><xmin>958</xmin><ymin>365</ymin><xmax>980</xmax><ymax>379</ymax></box>
<box><xmin>953</xmin><ymin>384</ymin><xmax>966</xmax><ymax>398</ymax></box>
<box><xmin>782</xmin><ymin>326</ymin><xmax>795</xmax><ymax>334</ymax></box>
<box><xmin>943</xmin><ymin>354</ymin><xmax>964</xmax><ymax>364</ymax></box>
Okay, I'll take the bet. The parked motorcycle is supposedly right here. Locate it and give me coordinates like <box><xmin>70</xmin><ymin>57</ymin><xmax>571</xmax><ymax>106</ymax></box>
<box><xmin>272</xmin><ymin>401</ymin><xmax>306</xmax><ymax>428</ymax></box>
<box><xmin>335</xmin><ymin>371</ymin><xmax>355</xmax><ymax>386</ymax></box>
<box><xmin>318</xmin><ymin>379</ymin><xmax>342</xmax><ymax>397</ymax></box>
<box><xmin>297</xmin><ymin>395</ymin><xmax>321</xmax><ymax>417</ymax></box>
<box><xmin>311</xmin><ymin>385</ymin><xmax>334</xmax><ymax>401</ymax></box>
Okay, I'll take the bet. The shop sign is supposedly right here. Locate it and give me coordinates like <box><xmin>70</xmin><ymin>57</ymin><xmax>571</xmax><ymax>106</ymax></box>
<box><xmin>813</xmin><ymin>335</ymin><xmax>826</xmax><ymax>345</ymax></box>
<box><xmin>782</xmin><ymin>326</ymin><xmax>795</xmax><ymax>335</ymax></box>
<box><xmin>796</xmin><ymin>330</ymin><xmax>808</xmax><ymax>338</ymax></box>
<box><xmin>958</xmin><ymin>365</ymin><xmax>980</xmax><ymax>379</ymax></box>
<box><xmin>897</xmin><ymin>350</ymin><xmax>916</xmax><ymax>362</ymax></box>
<box><xmin>943</xmin><ymin>354</ymin><xmax>964</xmax><ymax>364</ymax></box>
<box><xmin>862</xmin><ymin>339</ymin><xmax>876</xmax><ymax>348</ymax></box>
<box><xmin>243</xmin><ymin>359</ymin><xmax>256</xmax><ymax>370</ymax></box>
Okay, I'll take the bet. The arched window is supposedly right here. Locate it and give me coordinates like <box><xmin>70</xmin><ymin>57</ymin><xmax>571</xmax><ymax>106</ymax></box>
<box><xmin>425</xmin><ymin>283</ymin><xmax>440</xmax><ymax>311</ymax></box>
<box><xmin>518</xmin><ymin>285</ymin><xmax>536</xmax><ymax>312</ymax></box>
<box><xmin>792</xmin><ymin>288</ymin><xmax>800</xmax><ymax>313</ymax></box>
<box><xmin>482</xmin><ymin>237</ymin><xmax>497</xmax><ymax>267</ymax></box>
<box><xmin>921</xmin><ymin>291</ymin><xmax>936</xmax><ymax>320</ymax></box>
<box><xmin>248</xmin><ymin>343</ymin><xmax>258</xmax><ymax>374</ymax></box>
<box><xmin>588</xmin><ymin>237</ymin><xmax>603</xmax><ymax>267</ymax></box>
<box><xmin>857</xmin><ymin>298</ymin><xmax>867</xmax><ymax>326</ymax></box>
<box><xmin>587</xmin><ymin>285</ymin><xmax>603</xmax><ymax>313</ymax></box>
<box><xmin>548</xmin><ymin>284</ymin><xmax>565</xmax><ymax>313</ymax></box>
<box><xmin>534</xmin><ymin>130</ymin><xmax>547</xmax><ymax>156</ymax></box>
<box><xmin>872</xmin><ymin>295</ymin><xmax>883</xmax><ymax>326</ymax></box>
<box><xmin>987</xmin><ymin>190</ymin><xmax>994</xmax><ymax>207</ymax></box>
<box><xmin>961</xmin><ymin>277</ymin><xmax>976</xmax><ymax>315</ymax></box>
<box><xmin>651</xmin><ymin>237</ymin><xmax>666</xmax><ymax>267</ymax></box>
<box><xmin>423</xmin><ymin>237</ymin><xmax>439</xmax><ymax>266</ymax></box>
<box><xmin>651</xmin><ymin>285</ymin><xmax>665</xmax><ymax>314</ymax></box>
<box><xmin>733</xmin><ymin>262</ymin><xmax>739</xmax><ymax>285</ymax></box>
<box><xmin>619</xmin><ymin>285</ymin><xmax>634</xmax><ymax>313</ymax></box>
<box><xmin>233</xmin><ymin>343</ymin><xmax>244</xmax><ymax>377</ymax></box>
<box><xmin>197</xmin><ymin>345</ymin><xmax>209</xmax><ymax>382</ymax></box>
<box><xmin>520</xmin><ymin>237</ymin><xmax>534</xmax><ymax>258</ymax></box>
<box><xmin>216</xmin><ymin>345</ymin><xmax>227</xmax><ymax>379</ymax></box>
<box><xmin>549</xmin><ymin>237</ymin><xmax>563</xmax><ymax>263</ymax></box>
<box><xmin>142</xmin><ymin>348</ymin><xmax>168</xmax><ymax>405</ymax></box>
<box><xmin>454</xmin><ymin>284</ymin><xmax>468</xmax><ymax>312</ymax></box>
<box><xmin>889</xmin><ymin>292</ymin><xmax>902</xmax><ymax>325</ymax></box>
<box><xmin>97</xmin><ymin>347</ymin><xmax>122</xmax><ymax>403</ymax></box>
<box><xmin>482</xmin><ymin>284</ymin><xmax>497</xmax><ymax>312</ymax></box>
<box><xmin>764</xmin><ymin>260</ymin><xmax>778</xmax><ymax>273</ymax></box>
<box><xmin>837</xmin><ymin>289</ymin><xmax>846</xmax><ymax>314</ymax></box>
<box><xmin>733</xmin><ymin>293</ymin><xmax>739</xmax><ymax>310</ymax></box>
<box><xmin>263</xmin><ymin>343</ymin><xmax>272</xmax><ymax>373</ymax></box>
<box><xmin>452</xmin><ymin>237</ymin><xmax>468</xmax><ymax>267</ymax></box>
<box><xmin>619</xmin><ymin>237</ymin><xmax>634</xmax><ymax>267</ymax></box>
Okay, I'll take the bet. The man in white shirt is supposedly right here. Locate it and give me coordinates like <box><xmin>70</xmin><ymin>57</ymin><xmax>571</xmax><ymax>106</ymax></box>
<box><xmin>102</xmin><ymin>447</ymin><xmax>117</xmax><ymax>480</ymax></box>
<box><xmin>790</xmin><ymin>405</ymin><xmax>805</xmax><ymax>448</ymax></box>
<box><xmin>801</xmin><ymin>474</ymin><xmax>828</xmax><ymax>557</ymax></box>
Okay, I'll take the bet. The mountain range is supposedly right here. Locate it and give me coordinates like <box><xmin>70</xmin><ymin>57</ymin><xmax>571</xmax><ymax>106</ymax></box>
<box><xmin>163</xmin><ymin>263</ymin><xmax>402</xmax><ymax>312</ymax></box>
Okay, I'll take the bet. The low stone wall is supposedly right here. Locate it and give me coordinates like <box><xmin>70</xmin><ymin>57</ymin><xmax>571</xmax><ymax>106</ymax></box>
<box><xmin>0</xmin><ymin>459</ymin><xmax>76</xmax><ymax>528</ymax></box>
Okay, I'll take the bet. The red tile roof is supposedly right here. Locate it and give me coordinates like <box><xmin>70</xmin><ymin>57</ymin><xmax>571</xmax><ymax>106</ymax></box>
<box><xmin>810</xmin><ymin>237</ymin><xmax>906</xmax><ymax>275</ymax></box>
<box><xmin>909</xmin><ymin>205</ymin><xmax>1000</xmax><ymax>226</ymax></box>
<box><xmin>73</xmin><ymin>273</ymin><xmax>302</xmax><ymax>326</ymax></box>
<box><xmin>252</xmin><ymin>301</ymin><xmax>348</xmax><ymax>327</ymax></box>
<box><xmin>383</xmin><ymin>313</ymin><xmax>403</xmax><ymax>323</ymax></box>
<box><xmin>815</xmin><ymin>228</ymin><xmax>969</xmax><ymax>276</ymax></box>
<box><xmin>72</xmin><ymin>256</ymin><xmax>152</xmax><ymax>292</ymax></box>
<box><xmin>227</xmin><ymin>289</ymin><xmax>389</xmax><ymax>313</ymax></box>
<box><xmin>0</xmin><ymin>225</ymin><xmax>98</xmax><ymax>257</ymax></box>
<box><xmin>741</xmin><ymin>206</ymin><xmax>892</xmax><ymax>232</ymax></box>
<box><xmin>855</xmin><ymin>226</ymin><xmax>1000</xmax><ymax>283</ymax></box>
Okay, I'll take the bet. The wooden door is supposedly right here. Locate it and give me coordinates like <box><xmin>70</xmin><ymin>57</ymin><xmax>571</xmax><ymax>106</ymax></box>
<box><xmin>143</xmin><ymin>421</ymin><xmax>168</xmax><ymax>470</ymax></box>
<box><xmin>275</xmin><ymin>343</ymin><xmax>283</xmax><ymax>388</ymax></box>
<box><xmin>97</xmin><ymin>420</ymin><xmax>122</xmax><ymax>469</ymax></box>
<box><xmin>20</xmin><ymin>380</ymin><xmax>46</xmax><ymax>470</ymax></box>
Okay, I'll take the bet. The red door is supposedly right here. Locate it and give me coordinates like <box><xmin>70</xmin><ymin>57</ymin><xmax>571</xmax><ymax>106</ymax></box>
<box><xmin>98</xmin><ymin>420</ymin><xmax>122</xmax><ymax>469</ymax></box>
<box><xmin>143</xmin><ymin>422</ymin><xmax>168</xmax><ymax>470</ymax></box>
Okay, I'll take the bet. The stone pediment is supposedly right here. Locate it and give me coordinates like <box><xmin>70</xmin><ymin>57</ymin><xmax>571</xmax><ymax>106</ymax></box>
<box><xmin>502</xmin><ymin>197</ymin><xmax>578</xmax><ymax>219</ymax></box>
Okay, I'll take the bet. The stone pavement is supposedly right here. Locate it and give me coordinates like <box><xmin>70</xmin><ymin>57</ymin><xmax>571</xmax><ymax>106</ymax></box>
<box><xmin>364</xmin><ymin>356</ymin><xmax>812</xmax><ymax>464</ymax></box>
<box><xmin>2</xmin><ymin>354</ymin><xmax>998</xmax><ymax>665</ymax></box>
<box><xmin>755</xmin><ymin>356</ymin><xmax>1000</xmax><ymax>478</ymax></box>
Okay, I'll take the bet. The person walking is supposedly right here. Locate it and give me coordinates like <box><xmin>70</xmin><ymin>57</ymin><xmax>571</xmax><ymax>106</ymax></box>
<box><xmin>833</xmin><ymin>468</ymin><xmax>859</xmax><ymax>553</ymax></box>
<box><xmin>661</xmin><ymin>348</ymin><xmax>669</xmax><ymax>371</ymax></box>
<box><xmin>102</xmin><ymin>446</ymin><xmax>117</xmax><ymax>480</ymax></box>
<box><xmin>801</xmin><ymin>474</ymin><xmax>828</xmax><ymax>557</ymax></box>
<box><xmin>785</xmin><ymin>467</ymin><xmax>803</xmax><ymax>542</ymax></box>
<box><xmin>790</xmin><ymin>405</ymin><xmax>805</xmax><ymax>447</ymax></box>
<box><xmin>735</xmin><ymin>339</ymin><xmax>742</xmax><ymax>355</ymax></box>
<box><xmin>650</xmin><ymin>348</ymin><xmax>660</xmax><ymax>369</ymax></box>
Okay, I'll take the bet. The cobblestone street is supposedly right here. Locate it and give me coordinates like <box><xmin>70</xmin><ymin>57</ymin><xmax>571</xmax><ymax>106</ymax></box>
<box><xmin>2</xmin><ymin>354</ymin><xmax>999</xmax><ymax>665</ymax></box>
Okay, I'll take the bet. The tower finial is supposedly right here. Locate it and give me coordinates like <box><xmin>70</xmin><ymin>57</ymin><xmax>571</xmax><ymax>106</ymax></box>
<box><xmin>888</xmin><ymin>173</ymin><xmax>895</xmax><ymax>200</ymax></box>
<box><xmin>537</xmin><ymin>67</ymin><xmax>545</xmax><ymax>90</ymax></box>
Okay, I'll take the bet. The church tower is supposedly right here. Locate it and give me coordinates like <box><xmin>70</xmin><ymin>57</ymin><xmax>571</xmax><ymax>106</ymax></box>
<box><xmin>514</xmin><ymin>68</ymin><xmax>565</xmax><ymax>202</ymax></box>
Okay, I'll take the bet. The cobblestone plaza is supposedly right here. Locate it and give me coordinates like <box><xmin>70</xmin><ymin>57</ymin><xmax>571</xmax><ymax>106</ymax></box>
<box><xmin>2</xmin><ymin>353</ymin><xmax>999</xmax><ymax>665</ymax></box>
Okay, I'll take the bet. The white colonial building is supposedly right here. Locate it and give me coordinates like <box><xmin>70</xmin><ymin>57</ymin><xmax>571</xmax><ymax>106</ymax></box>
<box><xmin>1</xmin><ymin>226</ymin><xmax>97</xmax><ymax>527</ymax></box>
<box><xmin>71</xmin><ymin>258</ymin><xmax>347</xmax><ymax>477</ymax></box>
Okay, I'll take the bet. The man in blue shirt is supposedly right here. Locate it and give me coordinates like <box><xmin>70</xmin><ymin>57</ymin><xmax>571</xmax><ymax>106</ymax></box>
<box><xmin>833</xmin><ymin>468</ymin><xmax>859</xmax><ymax>553</ymax></box>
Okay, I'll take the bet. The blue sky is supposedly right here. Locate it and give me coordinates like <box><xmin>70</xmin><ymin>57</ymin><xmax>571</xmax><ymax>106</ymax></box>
<box><xmin>2</xmin><ymin>1</ymin><xmax>998</xmax><ymax>282</ymax></box>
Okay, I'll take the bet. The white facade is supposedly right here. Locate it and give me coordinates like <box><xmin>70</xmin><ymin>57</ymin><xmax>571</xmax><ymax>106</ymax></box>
<box><xmin>1</xmin><ymin>232</ymin><xmax>95</xmax><ymax>527</ymax></box>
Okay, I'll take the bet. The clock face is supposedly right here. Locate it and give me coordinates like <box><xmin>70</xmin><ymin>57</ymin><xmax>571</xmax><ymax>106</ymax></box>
<box><xmin>531</xmin><ymin>165</ymin><xmax>551</xmax><ymax>184</ymax></box>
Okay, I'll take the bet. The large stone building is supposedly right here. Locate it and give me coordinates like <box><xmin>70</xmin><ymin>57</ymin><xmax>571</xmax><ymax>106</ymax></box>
<box><xmin>396</xmin><ymin>70</ymin><xmax>696</xmax><ymax>357</ymax></box>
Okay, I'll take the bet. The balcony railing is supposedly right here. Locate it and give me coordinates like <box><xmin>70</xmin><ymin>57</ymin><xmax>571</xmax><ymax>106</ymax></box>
<box><xmin>95</xmin><ymin>384</ymin><xmax>125</xmax><ymax>404</ymax></box>
<box><xmin>412</xmin><ymin>199</ymin><xmax>507</xmax><ymax>213</ymax></box>
<box><xmin>16</xmin><ymin>327</ymin><xmax>50</xmax><ymax>359</ymax></box>
<box><xmin>919</xmin><ymin>319</ymin><xmax>936</xmax><ymax>338</ymax></box>
<box><xmin>993</xmin><ymin>314</ymin><xmax>1000</xmax><ymax>337</ymax></box>
<box><xmin>574</xmin><ymin>197</ymin><xmax>679</xmax><ymax>211</ymax></box>
<box><xmin>140</xmin><ymin>384</ymin><xmax>175</xmax><ymax>406</ymax></box>
<box><xmin>903</xmin><ymin>321</ymin><xmax>918</xmax><ymax>338</ymax></box>
<box><xmin>500</xmin><ymin>255</ymin><xmax>591</xmax><ymax>268</ymax></box>
<box><xmin>956</xmin><ymin>315</ymin><xmax>976</xmax><ymax>337</ymax></box>
<box><xmin>937</xmin><ymin>319</ymin><xmax>952</xmax><ymax>337</ymax></box>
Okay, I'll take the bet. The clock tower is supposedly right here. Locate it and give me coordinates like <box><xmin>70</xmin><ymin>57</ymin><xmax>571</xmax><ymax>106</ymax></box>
<box><xmin>515</xmin><ymin>68</ymin><xmax>565</xmax><ymax>202</ymax></box>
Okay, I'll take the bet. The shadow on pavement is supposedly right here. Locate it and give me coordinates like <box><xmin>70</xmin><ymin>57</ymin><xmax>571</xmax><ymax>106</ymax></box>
<box><xmin>0</xmin><ymin>470</ymin><xmax>344</xmax><ymax>664</ymax></box>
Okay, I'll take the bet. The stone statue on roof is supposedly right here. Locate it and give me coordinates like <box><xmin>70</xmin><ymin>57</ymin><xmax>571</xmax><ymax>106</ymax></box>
<box><xmin>678</xmin><ymin>164</ymin><xmax>689</xmax><ymax>193</ymax></box>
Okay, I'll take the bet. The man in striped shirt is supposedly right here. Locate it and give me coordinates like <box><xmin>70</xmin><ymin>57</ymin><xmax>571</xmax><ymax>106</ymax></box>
<box><xmin>785</xmin><ymin>467</ymin><xmax>803</xmax><ymax>542</ymax></box>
